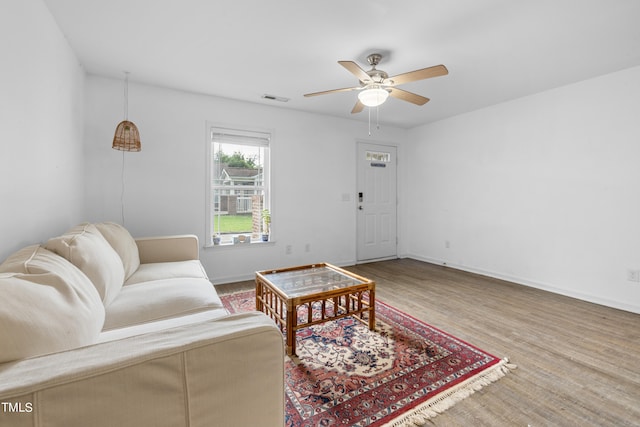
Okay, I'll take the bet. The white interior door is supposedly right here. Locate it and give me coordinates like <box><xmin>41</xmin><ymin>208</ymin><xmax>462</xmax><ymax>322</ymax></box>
<box><xmin>356</xmin><ymin>142</ymin><xmax>397</xmax><ymax>262</ymax></box>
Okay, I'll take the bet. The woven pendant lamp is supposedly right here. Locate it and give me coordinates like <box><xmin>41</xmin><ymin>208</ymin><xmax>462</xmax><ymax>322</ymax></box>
<box><xmin>113</xmin><ymin>120</ymin><xmax>141</xmax><ymax>151</ymax></box>
<box><xmin>113</xmin><ymin>72</ymin><xmax>141</xmax><ymax>152</ymax></box>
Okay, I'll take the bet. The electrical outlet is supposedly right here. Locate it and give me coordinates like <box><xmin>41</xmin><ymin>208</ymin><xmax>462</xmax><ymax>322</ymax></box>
<box><xmin>627</xmin><ymin>269</ymin><xmax>640</xmax><ymax>282</ymax></box>
<box><xmin>285</xmin><ymin>245</ymin><xmax>292</xmax><ymax>255</ymax></box>
<box><xmin>305</xmin><ymin>243</ymin><xmax>311</xmax><ymax>252</ymax></box>
<box><xmin>445</xmin><ymin>240</ymin><xmax>450</xmax><ymax>249</ymax></box>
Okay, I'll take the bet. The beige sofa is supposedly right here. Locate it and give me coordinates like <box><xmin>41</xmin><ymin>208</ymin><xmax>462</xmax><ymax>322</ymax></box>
<box><xmin>0</xmin><ymin>222</ymin><xmax>284</xmax><ymax>427</ymax></box>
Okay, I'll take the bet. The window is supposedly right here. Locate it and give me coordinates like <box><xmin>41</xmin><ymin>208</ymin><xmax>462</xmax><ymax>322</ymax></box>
<box><xmin>365</xmin><ymin>151</ymin><xmax>391</xmax><ymax>162</ymax></box>
<box><xmin>206</xmin><ymin>126</ymin><xmax>270</xmax><ymax>246</ymax></box>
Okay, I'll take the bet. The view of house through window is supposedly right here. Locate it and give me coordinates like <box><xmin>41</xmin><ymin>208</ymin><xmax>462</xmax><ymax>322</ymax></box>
<box><xmin>207</xmin><ymin>127</ymin><xmax>270</xmax><ymax>246</ymax></box>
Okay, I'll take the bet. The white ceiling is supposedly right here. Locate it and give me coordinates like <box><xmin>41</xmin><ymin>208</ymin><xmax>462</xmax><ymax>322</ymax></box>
<box><xmin>43</xmin><ymin>0</ymin><xmax>640</xmax><ymax>128</ymax></box>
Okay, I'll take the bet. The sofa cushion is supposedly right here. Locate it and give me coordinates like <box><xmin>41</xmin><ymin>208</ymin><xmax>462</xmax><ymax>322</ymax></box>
<box><xmin>102</xmin><ymin>278</ymin><xmax>224</xmax><ymax>331</ymax></box>
<box><xmin>94</xmin><ymin>222</ymin><xmax>140</xmax><ymax>281</ymax></box>
<box><xmin>125</xmin><ymin>260</ymin><xmax>208</xmax><ymax>285</ymax></box>
<box><xmin>97</xmin><ymin>309</ymin><xmax>230</xmax><ymax>343</ymax></box>
<box><xmin>0</xmin><ymin>246</ymin><xmax>105</xmax><ymax>363</ymax></box>
<box><xmin>45</xmin><ymin>223</ymin><xmax>125</xmax><ymax>305</ymax></box>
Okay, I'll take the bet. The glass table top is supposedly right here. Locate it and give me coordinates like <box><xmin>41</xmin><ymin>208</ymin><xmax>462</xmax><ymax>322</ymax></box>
<box><xmin>262</xmin><ymin>265</ymin><xmax>367</xmax><ymax>298</ymax></box>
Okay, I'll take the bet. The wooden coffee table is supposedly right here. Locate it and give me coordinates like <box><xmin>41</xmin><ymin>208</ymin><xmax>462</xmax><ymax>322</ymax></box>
<box><xmin>255</xmin><ymin>263</ymin><xmax>375</xmax><ymax>356</ymax></box>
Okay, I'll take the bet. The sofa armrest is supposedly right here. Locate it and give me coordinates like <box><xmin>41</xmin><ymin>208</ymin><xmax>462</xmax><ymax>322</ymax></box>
<box><xmin>0</xmin><ymin>312</ymin><xmax>285</xmax><ymax>427</ymax></box>
<box><xmin>135</xmin><ymin>234</ymin><xmax>200</xmax><ymax>263</ymax></box>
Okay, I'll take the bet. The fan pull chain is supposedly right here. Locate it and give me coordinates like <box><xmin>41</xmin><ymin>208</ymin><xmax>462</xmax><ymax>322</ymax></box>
<box><xmin>367</xmin><ymin>105</ymin><xmax>381</xmax><ymax>136</ymax></box>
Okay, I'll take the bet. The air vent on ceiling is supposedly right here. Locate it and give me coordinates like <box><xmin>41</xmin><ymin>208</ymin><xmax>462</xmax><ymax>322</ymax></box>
<box><xmin>261</xmin><ymin>94</ymin><xmax>290</xmax><ymax>102</ymax></box>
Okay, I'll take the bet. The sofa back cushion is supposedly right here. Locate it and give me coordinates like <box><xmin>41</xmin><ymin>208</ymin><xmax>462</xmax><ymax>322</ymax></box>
<box><xmin>94</xmin><ymin>222</ymin><xmax>140</xmax><ymax>280</ymax></box>
<box><xmin>0</xmin><ymin>245</ymin><xmax>105</xmax><ymax>363</ymax></box>
<box><xmin>45</xmin><ymin>223</ymin><xmax>125</xmax><ymax>305</ymax></box>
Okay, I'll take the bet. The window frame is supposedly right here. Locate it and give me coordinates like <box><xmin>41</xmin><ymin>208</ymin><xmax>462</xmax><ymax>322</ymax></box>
<box><xmin>205</xmin><ymin>124</ymin><xmax>271</xmax><ymax>247</ymax></box>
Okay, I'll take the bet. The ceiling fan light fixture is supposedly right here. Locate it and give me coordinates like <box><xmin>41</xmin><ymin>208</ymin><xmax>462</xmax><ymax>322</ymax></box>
<box><xmin>358</xmin><ymin>86</ymin><xmax>389</xmax><ymax>107</ymax></box>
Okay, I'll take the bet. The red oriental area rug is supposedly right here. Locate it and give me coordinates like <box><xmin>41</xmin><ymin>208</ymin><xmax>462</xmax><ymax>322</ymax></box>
<box><xmin>221</xmin><ymin>290</ymin><xmax>514</xmax><ymax>427</ymax></box>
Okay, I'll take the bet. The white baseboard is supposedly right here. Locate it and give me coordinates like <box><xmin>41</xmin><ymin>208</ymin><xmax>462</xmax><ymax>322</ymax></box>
<box><xmin>404</xmin><ymin>254</ymin><xmax>640</xmax><ymax>315</ymax></box>
<box><xmin>210</xmin><ymin>273</ymin><xmax>255</xmax><ymax>286</ymax></box>
<box><xmin>209</xmin><ymin>259</ymin><xmax>358</xmax><ymax>286</ymax></box>
<box><xmin>209</xmin><ymin>254</ymin><xmax>639</xmax><ymax>314</ymax></box>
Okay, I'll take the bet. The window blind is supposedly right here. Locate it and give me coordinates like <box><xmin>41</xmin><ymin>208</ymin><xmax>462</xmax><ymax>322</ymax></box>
<box><xmin>211</xmin><ymin>127</ymin><xmax>270</xmax><ymax>147</ymax></box>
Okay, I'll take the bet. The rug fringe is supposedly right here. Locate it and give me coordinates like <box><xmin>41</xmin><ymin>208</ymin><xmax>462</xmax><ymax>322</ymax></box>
<box><xmin>381</xmin><ymin>357</ymin><xmax>517</xmax><ymax>427</ymax></box>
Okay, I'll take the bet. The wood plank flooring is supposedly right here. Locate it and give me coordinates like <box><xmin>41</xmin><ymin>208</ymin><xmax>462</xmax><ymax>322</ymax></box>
<box><xmin>215</xmin><ymin>258</ymin><xmax>640</xmax><ymax>426</ymax></box>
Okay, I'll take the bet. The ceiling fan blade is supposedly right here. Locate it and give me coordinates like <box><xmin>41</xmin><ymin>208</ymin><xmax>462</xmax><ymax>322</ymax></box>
<box><xmin>386</xmin><ymin>64</ymin><xmax>448</xmax><ymax>86</ymax></box>
<box><xmin>304</xmin><ymin>86</ymin><xmax>360</xmax><ymax>97</ymax></box>
<box><xmin>351</xmin><ymin>100</ymin><xmax>364</xmax><ymax>114</ymax></box>
<box><xmin>389</xmin><ymin>88</ymin><xmax>430</xmax><ymax>105</ymax></box>
<box><xmin>338</xmin><ymin>61</ymin><xmax>372</xmax><ymax>83</ymax></box>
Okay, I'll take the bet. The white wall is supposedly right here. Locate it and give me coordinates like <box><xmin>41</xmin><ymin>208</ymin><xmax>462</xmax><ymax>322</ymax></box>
<box><xmin>0</xmin><ymin>0</ymin><xmax>85</xmax><ymax>261</ymax></box>
<box><xmin>404</xmin><ymin>66</ymin><xmax>640</xmax><ymax>313</ymax></box>
<box><xmin>83</xmin><ymin>76</ymin><xmax>407</xmax><ymax>283</ymax></box>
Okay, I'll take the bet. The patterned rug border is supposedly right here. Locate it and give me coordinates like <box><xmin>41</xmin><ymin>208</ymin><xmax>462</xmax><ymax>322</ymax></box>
<box><xmin>219</xmin><ymin>288</ymin><xmax>516</xmax><ymax>426</ymax></box>
<box><xmin>366</xmin><ymin>303</ymin><xmax>516</xmax><ymax>426</ymax></box>
<box><xmin>381</xmin><ymin>357</ymin><xmax>515</xmax><ymax>426</ymax></box>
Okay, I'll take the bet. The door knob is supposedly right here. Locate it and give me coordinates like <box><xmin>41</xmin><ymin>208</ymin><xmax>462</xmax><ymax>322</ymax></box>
<box><xmin>358</xmin><ymin>206</ymin><xmax>363</xmax><ymax>210</ymax></box>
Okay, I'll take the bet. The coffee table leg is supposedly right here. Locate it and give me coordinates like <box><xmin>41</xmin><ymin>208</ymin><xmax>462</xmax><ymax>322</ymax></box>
<box><xmin>255</xmin><ymin>279</ymin><xmax>263</xmax><ymax>312</ymax></box>
<box><xmin>286</xmin><ymin>303</ymin><xmax>296</xmax><ymax>356</ymax></box>
<box><xmin>368</xmin><ymin>289</ymin><xmax>376</xmax><ymax>331</ymax></box>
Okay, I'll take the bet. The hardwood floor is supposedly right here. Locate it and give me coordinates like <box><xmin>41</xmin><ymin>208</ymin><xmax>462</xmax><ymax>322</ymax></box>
<box><xmin>216</xmin><ymin>258</ymin><xmax>640</xmax><ymax>426</ymax></box>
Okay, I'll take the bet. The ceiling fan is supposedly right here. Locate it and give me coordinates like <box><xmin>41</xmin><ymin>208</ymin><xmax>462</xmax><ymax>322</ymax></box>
<box><xmin>304</xmin><ymin>53</ymin><xmax>448</xmax><ymax>114</ymax></box>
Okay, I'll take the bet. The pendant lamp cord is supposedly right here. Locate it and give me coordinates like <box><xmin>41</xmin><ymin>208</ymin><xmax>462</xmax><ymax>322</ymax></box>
<box><xmin>124</xmin><ymin>72</ymin><xmax>130</xmax><ymax>120</ymax></box>
<box><xmin>121</xmin><ymin>149</ymin><xmax>126</xmax><ymax>226</ymax></box>
<box><xmin>120</xmin><ymin>72</ymin><xmax>129</xmax><ymax>226</ymax></box>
